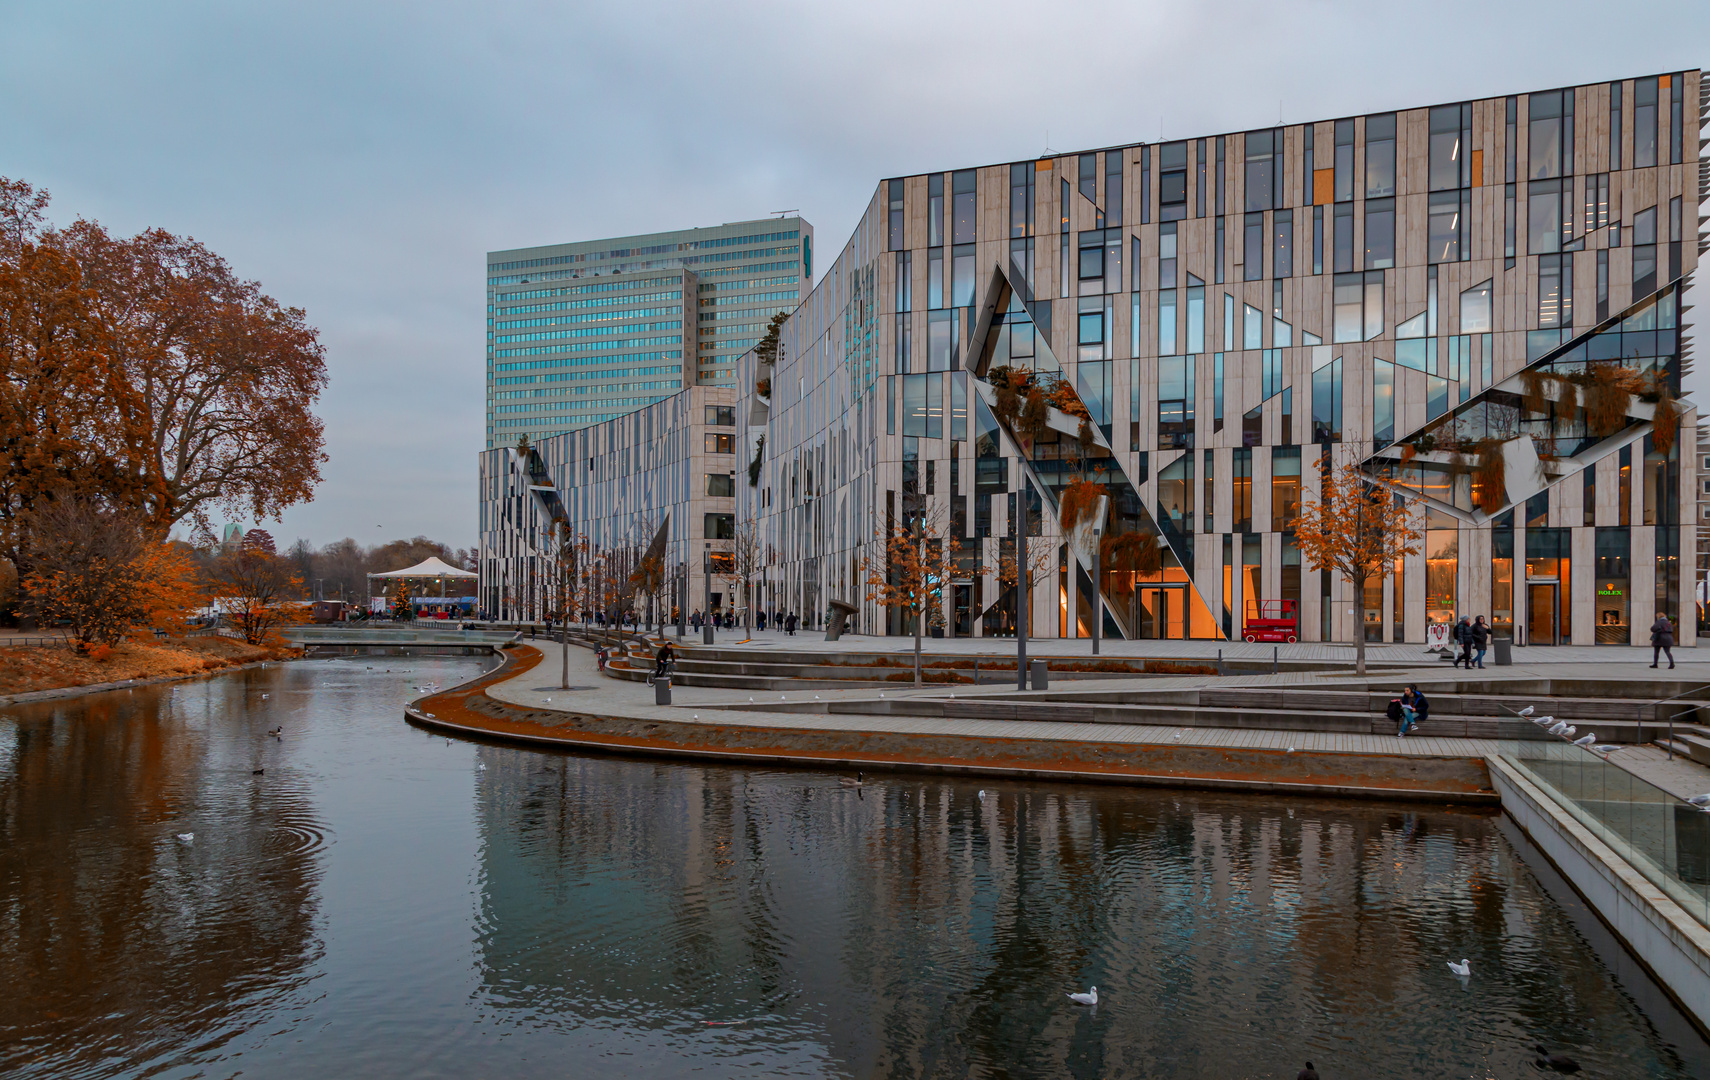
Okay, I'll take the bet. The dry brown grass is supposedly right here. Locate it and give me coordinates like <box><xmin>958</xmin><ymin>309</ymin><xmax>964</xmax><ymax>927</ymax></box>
<box><xmin>0</xmin><ymin>635</ymin><xmax>292</xmax><ymax>696</ymax></box>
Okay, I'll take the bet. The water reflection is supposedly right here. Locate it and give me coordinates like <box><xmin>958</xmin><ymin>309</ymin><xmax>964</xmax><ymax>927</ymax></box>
<box><xmin>1</xmin><ymin>658</ymin><xmax>1706</xmax><ymax>1079</ymax></box>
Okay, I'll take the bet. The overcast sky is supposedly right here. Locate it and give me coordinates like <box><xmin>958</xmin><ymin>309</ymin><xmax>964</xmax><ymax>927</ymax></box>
<box><xmin>2</xmin><ymin>1</ymin><xmax>1705</xmax><ymax>552</ymax></box>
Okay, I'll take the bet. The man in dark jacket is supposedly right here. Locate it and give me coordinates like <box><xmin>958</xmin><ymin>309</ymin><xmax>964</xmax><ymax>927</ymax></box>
<box><xmin>1452</xmin><ymin>616</ymin><xmax>1473</xmax><ymax>668</ymax></box>
<box><xmin>1651</xmin><ymin>614</ymin><xmax>1675</xmax><ymax>669</ymax></box>
<box><xmin>1470</xmin><ymin>616</ymin><xmax>1490</xmax><ymax>669</ymax></box>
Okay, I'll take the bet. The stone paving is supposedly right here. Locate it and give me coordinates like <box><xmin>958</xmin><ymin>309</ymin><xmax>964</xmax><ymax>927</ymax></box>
<box><xmin>482</xmin><ymin>639</ymin><xmax>1710</xmax><ymax>801</ymax></box>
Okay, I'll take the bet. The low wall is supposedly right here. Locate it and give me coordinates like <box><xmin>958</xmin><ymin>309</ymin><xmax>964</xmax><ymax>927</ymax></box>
<box><xmin>1490</xmin><ymin>756</ymin><xmax>1710</xmax><ymax>1035</ymax></box>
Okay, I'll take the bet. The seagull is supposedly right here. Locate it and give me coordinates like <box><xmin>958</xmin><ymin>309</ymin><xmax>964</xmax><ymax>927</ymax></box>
<box><xmin>1594</xmin><ymin>744</ymin><xmax>1621</xmax><ymax>755</ymax></box>
<box><xmin>1532</xmin><ymin>714</ymin><xmax>1555</xmax><ymax>725</ymax></box>
<box><xmin>1446</xmin><ymin>958</ymin><xmax>1471</xmax><ymax>977</ymax></box>
<box><xmin>1686</xmin><ymin>793</ymin><xmax>1710</xmax><ymax>808</ymax></box>
<box><xmin>177</xmin><ymin>832</ymin><xmax>194</xmax><ymax>843</ymax></box>
<box><xmin>260</xmin><ymin>693</ymin><xmax>269</xmax><ymax>699</ymax></box>
<box><xmin>1067</xmin><ymin>986</ymin><xmax>1098</xmax><ymax>1006</ymax></box>
<box><xmin>1518</xmin><ymin>705</ymin><xmax>1535</xmax><ymax>717</ymax></box>
<box><xmin>1572</xmin><ymin>733</ymin><xmax>1596</xmax><ymax>746</ymax></box>
<box><xmin>1534</xmin><ymin>1046</ymin><xmax>1581</xmax><ymax>1074</ymax></box>
<box><xmin>978</xmin><ymin>790</ymin><xmax>987</xmax><ymax>801</ymax></box>
<box><xmin>1561</xmin><ymin>725</ymin><xmax>1577</xmax><ymax>739</ymax></box>
<box><xmin>1286</xmin><ymin>746</ymin><xmax>1296</xmax><ymax>754</ymax></box>
<box><xmin>477</xmin><ymin>763</ymin><xmax>487</xmax><ymax>771</ymax></box>
<box><xmin>840</xmin><ymin>772</ymin><xmax>864</xmax><ymax>788</ymax></box>
<box><xmin>1548</xmin><ymin>721</ymin><xmax>1570</xmax><ymax>735</ymax></box>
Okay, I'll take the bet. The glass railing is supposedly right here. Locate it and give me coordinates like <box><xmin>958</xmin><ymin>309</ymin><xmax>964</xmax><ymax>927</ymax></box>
<box><xmin>1499</xmin><ymin>731</ymin><xmax>1710</xmax><ymax>927</ymax></box>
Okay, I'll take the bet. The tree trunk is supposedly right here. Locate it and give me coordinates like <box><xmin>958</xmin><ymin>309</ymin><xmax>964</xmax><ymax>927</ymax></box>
<box><xmin>914</xmin><ymin>602</ymin><xmax>923</xmax><ymax>686</ymax></box>
<box><xmin>1350</xmin><ymin>570</ymin><xmax>1367</xmax><ymax>676</ymax></box>
<box><xmin>561</xmin><ymin>627</ymin><xmax>569</xmax><ymax>690</ymax></box>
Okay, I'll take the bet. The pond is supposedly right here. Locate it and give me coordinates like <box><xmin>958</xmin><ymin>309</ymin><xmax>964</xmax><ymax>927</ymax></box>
<box><xmin>1</xmin><ymin>657</ymin><xmax>1706</xmax><ymax>1078</ymax></box>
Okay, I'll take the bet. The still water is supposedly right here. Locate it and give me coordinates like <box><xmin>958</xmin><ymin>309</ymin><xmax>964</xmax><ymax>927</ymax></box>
<box><xmin>2</xmin><ymin>657</ymin><xmax>1707</xmax><ymax>1079</ymax></box>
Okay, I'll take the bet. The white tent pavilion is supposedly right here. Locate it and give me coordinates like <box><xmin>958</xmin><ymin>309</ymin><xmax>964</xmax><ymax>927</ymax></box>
<box><xmin>367</xmin><ymin>556</ymin><xmax>478</xmax><ymax>599</ymax></box>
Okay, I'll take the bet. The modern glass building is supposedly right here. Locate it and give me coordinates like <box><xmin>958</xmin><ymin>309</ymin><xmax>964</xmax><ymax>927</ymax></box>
<box><xmin>485</xmin><ymin>216</ymin><xmax>813</xmax><ymax>448</ymax></box>
<box><xmin>485</xmin><ymin>73</ymin><xmax>1704</xmax><ymax>648</ymax></box>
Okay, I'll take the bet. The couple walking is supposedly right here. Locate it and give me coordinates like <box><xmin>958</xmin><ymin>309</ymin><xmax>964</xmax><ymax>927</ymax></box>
<box><xmin>1448</xmin><ymin>616</ymin><xmax>1490</xmax><ymax>669</ymax></box>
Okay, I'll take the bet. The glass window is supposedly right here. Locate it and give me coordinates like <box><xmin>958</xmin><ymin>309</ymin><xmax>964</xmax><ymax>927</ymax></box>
<box><xmin>1459</xmin><ymin>279</ymin><xmax>1493</xmax><ymax>333</ymax></box>
<box><xmin>704</xmin><ymin>513</ymin><xmax>735</xmax><ymax>539</ymax></box>
<box><xmin>927</xmin><ymin>311</ymin><xmax>955</xmax><ymax>371</ymax></box>
<box><xmin>1364</xmin><ymin>198</ymin><xmax>1394</xmax><ymax>269</ymax></box>
<box><xmin>1009</xmin><ymin>163</ymin><xmax>1035</xmax><ymax>238</ymax></box>
<box><xmin>887</xmin><ymin>178</ymin><xmax>905</xmax><ymax>251</ymax></box>
<box><xmin>952</xmin><ymin>244</ymin><xmax>976</xmax><ymax>307</ymax></box>
<box><xmin>1158</xmin><ymin>289</ymin><xmax>1177</xmax><ymax>355</ymax></box>
<box><xmin>928</xmin><ymin>174</ymin><xmax>944</xmax><ymax>247</ymax></box>
<box><xmin>1608</xmin><ymin>81</ymin><xmax>1622</xmax><ymax>170</ymax></box>
<box><xmin>1632</xmin><ymin>205</ymin><xmax>1657</xmax><ymax>297</ymax></box>
<box><xmin>1537</xmin><ymin>255</ymin><xmax>1571</xmax><ymax>328</ymax></box>
<box><xmin>1364</xmin><ymin>113</ymin><xmax>1396</xmax><ymax>198</ymax></box>
<box><xmin>928</xmin><ymin>247</ymin><xmax>944</xmax><ymax>308</ymax></box>
<box><xmin>1529</xmin><ymin>90</ymin><xmax>1568</xmax><ymax>179</ymax></box>
<box><xmin>1427</xmin><ymin>191</ymin><xmax>1462</xmax><ymax>263</ymax></box>
<box><xmin>1669</xmin><ymin>74</ymin><xmax>1683</xmax><ymax>164</ymax></box>
<box><xmin>1244</xmin><ymin>212</ymin><xmax>1263</xmax><ymax>280</ymax></box>
<box><xmin>1333</xmin><ymin>274</ymin><xmax>1363</xmax><ymax>343</ymax></box>
<box><xmin>1105</xmin><ymin>151</ymin><xmax>1123</xmax><ymax>225</ymax></box>
<box><xmin>1186</xmin><ymin>275</ymin><xmax>1205</xmax><ymax>354</ymax></box>
<box><xmin>1527</xmin><ymin>179</ymin><xmax>1564</xmax><ymax>254</ymax></box>
<box><xmin>1196</xmin><ymin>139</ymin><xmax>1207</xmax><ymax>218</ymax></box>
<box><xmin>1271</xmin><ymin>446</ymin><xmax>1301</xmax><ymax>532</ymax></box>
<box><xmin>952</xmin><ymin>169</ymin><xmax>977</xmax><ymax>244</ymax></box>
<box><xmin>1159</xmin><ymin>221</ymin><xmax>1177</xmax><ymax>287</ymax></box>
<box><xmin>1244</xmin><ymin>303</ymin><xmax>1263</xmax><ymax>349</ymax></box>
<box><xmin>1373</xmin><ymin>358</ymin><xmax>1394</xmax><ymax>446</ymax></box>
<box><xmin>1333</xmin><ymin>202</ymin><xmax>1354</xmax><ymax>273</ymax></box>
<box><xmin>704</xmin><ymin>406</ymin><xmax>736</xmax><ymax>426</ymax></box>
<box><xmin>1078</xmin><ymin>153</ymin><xmax>1097</xmax><ymax>203</ymax></box>
<box><xmin>1273</xmin><ymin>209</ymin><xmax>1293</xmax><ymax>278</ymax></box>
<box><xmin>1138</xmin><ymin>145</ymin><xmax>1150</xmax><ymax>225</ymax></box>
<box><xmin>1231</xmin><ymin>448</ymin><xmax>1252</xmax><ymax>531</ymax></box>
<box><xmin>1158</xmin><ymin>454</ymin><xmax>1194</xmax><ymax>532</ymax></box>
<box><xmin>1364</xmin><ymin>271</ymin><xmax>1384</xmax><ymax>340</ymax></box>
<box><xmin>1159</xmin><ymin>141</ymin><xmax>1188</xmax><ymax>221</ymax></box>
<box><xmin>1311</xmin><ymin>355</ymin><xmax>1342</xmax><ymax>443</ymax></box>
<box><xmin>1157</xmin><ymin>355</ymin><xmax>1195</xmax><ymax>450</ymax></box>
<box><xmin>1312</xmin><ymin>205</ymin><xmax>1324</xmax><ymax>275</ymax></box>
<box><xmin>1244</xmin><ymin>129</ymin><xmax>1275</xmax><ymax>211</ymax></box>
<box><xmin>1428</xmin><ymin>105</ymin><xmax>1465</xmax><ymax>191</ymax></box>
<box><xmin>1333</xmin><ymin>119</ymin><xmax>1355</xmax><ymax>202</ymax></box>
<box><xmin>895</xmin><ymin>250</ymin><xmax>912</xmax><ymax>312</ymax></box>
<box><xmin>707</xmin><ymin>473</ymin><xmax>735</xmax><ymax>497</ymax></box>
<box><xmin>1634</xmin><ymin>77</ymin><xmax>1657</xmax><ymax>168</ymax></box>
<box><xmin>1594</xmin><ymin>527</ymin><xmax>1630</xmax><ymax>644</ymax></box>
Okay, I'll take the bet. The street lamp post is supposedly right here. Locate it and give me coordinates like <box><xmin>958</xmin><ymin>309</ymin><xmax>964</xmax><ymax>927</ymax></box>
<box><xmin>1092</xmin><ymin>527</ymin><xmax>1101</xmax><ymax>656</ymax></box>
<box><xmin>677</xmin><ymin>559</ymin><xmax>686</xmax><ymax>639</ymax></box>
<box><xmin>703</xmin><ymin>542</ymin><xmax>714</xmax><ymax>645</ymax></box>
<box><xmin>1017</xmin><ymin>486</ymin><xmax>1028</xmax><ymax>690</ymax></box>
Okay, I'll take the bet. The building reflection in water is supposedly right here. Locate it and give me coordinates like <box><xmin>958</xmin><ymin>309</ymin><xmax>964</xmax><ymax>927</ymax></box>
<box><xmin>471</xmin><ymin>751</ymin><xmax>1705</xmax><ymax>1079</ymax></box>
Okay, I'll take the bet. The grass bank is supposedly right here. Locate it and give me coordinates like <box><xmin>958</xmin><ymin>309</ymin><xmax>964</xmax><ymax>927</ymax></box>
<box><xmin>0</xmin><ymin>636</ymin><xmax>295</xmax><ymax>698</ymax></box>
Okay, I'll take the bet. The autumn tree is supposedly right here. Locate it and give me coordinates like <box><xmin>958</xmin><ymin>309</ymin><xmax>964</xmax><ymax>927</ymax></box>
<box><xmin>206</xmin><ymin>547</ymin><xmax>306</xmax><ymax>644</ymax></box>
<box><xmin>390</xmin><ymin>578</ymin><xmax>414</xmax><ymax>621</ymax></box>
<box><xmin>0</xmin><ymin>233</ymin><xmax>145</xmax><ymax>583</ymax></box>
<box><xmin>21</xmin><ymin>500</ymin><xmax>203</xmax><ymax>653</ymax></box>
<box><xmin>1292</xmin><ymin>459</ymin><xmax>1422</xmax><ymax>675</ymax></box>
<box><xmin>1</xmin><ymin>177</ymin><xmax>329</xmax><ymax>556</ymax></box>
<box><xmin>863</xmin><ymin>502</ymin><xmax>964</xmax><ymax>686</ymax></box>
<box><xmin>990</xmin><ymin>516</ymin><xmax>1056</xmax><ymax>638</ymax></box>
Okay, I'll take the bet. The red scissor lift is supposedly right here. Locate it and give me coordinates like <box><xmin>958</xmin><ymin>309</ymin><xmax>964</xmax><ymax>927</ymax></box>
<box><xmin>1242</xmin><ymin>599</ymin><xmax>1298</xmax><ymax>643</ymax></box>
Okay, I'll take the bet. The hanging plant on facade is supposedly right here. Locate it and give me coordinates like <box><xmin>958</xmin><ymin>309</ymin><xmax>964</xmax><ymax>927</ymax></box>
<box><xmin>1102</xmin><ymin>530</ymin><xmax>1162</xmax><ymax>579</ymax></box>
<box><xmin>1571</xmin><ymin>363</ymin><xmax>1641</xmax><ymax>437</ymax></box>
<box><xmin>747</xmin><ymin>434</ymin><xmax>765</xmax><ymax>487</ymax></box>
<box><xmin>755</xmin><ymin>377</ymin><xmax>771</xmax><ymax>399</ymax></box>
<box><xmin>1473</xmin><ymin>438</ymin><xmax>1507</xmax><ymax>513</ymax></box>
<box><xmin>1651</xmin><ymin>385</ymin><xmax>1680</xmax><ymax>455</ymax></box>
<box><xmin>1058</xmin><ymin>477</ymin><xmax>1106</xmax><ymax>531</ymax></box>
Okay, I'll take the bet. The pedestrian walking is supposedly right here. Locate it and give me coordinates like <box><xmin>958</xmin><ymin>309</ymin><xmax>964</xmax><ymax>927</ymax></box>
<box><xmin>1452</xmin><ymin>615</ymin><xmax>1473</xmax><ymax>668</ymax></box>
<box><xmin>1470</xmin><ymin>615</ymin><xmax>1490</xmax><ymax>669</ymax></box>
<box><xmin>785</xmin><ymin>612</ymin><xmax>798</xmax><ymax>636</ymax></box>
<box><xmin>1650</xmin><ymin>613</ymin><xmax>1676</xmax><ymax>669</ymax></box>
<box><xmin>691</xmin><ymin>609</ymin><xmax>702</xmax><ymax>630</ymax></box>
<box><xmin>757</xmin><ymin>611</ymin><xmax>767</xmax><ymax>632</ymax></box>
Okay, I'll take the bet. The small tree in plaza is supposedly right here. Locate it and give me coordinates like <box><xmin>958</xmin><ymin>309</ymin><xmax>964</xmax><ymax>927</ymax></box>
<box><xmin>862</xmin><ymin>501</ymin><xmax>964</xmax><ymax>686</ymax></box>
<box><xmin>1292</xmin><ymin>458</ymin><xmax>1422</xmax><ymax>675</ymax></box>
<box><xmin>721</xmin><ymin>520</ymin><xmax>764</xmax><ymax>635</ymax></box>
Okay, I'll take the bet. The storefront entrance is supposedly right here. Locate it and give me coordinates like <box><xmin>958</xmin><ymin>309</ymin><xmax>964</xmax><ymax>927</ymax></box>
<box><xmin>1527</xmin><ymin>582</ymin><xmax>1559</xmax><ymax>646</ymax></box>
<box><xmin>1136</xmin><ymin>585</ymin><xmax>1187</xmax><ymax>639</ymax></box>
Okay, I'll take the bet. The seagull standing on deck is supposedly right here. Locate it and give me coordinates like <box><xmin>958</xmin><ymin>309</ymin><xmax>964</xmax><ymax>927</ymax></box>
<box><xmin>1067</xmin><ymin>986</ymin><xmax>1098</xmax><ymax>1005</ymax></box>
<box><xmin>1518</xmin><ymin>705</ymin><xmax>1535</xmax><ymax>717</ymax></box>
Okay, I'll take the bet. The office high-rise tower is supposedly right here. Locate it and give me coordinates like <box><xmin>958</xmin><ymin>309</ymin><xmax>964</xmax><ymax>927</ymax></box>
<box><xmin>484</xmin><ymin>216</ymin><xmax>812</xmax><ymax>447</ymax></box>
